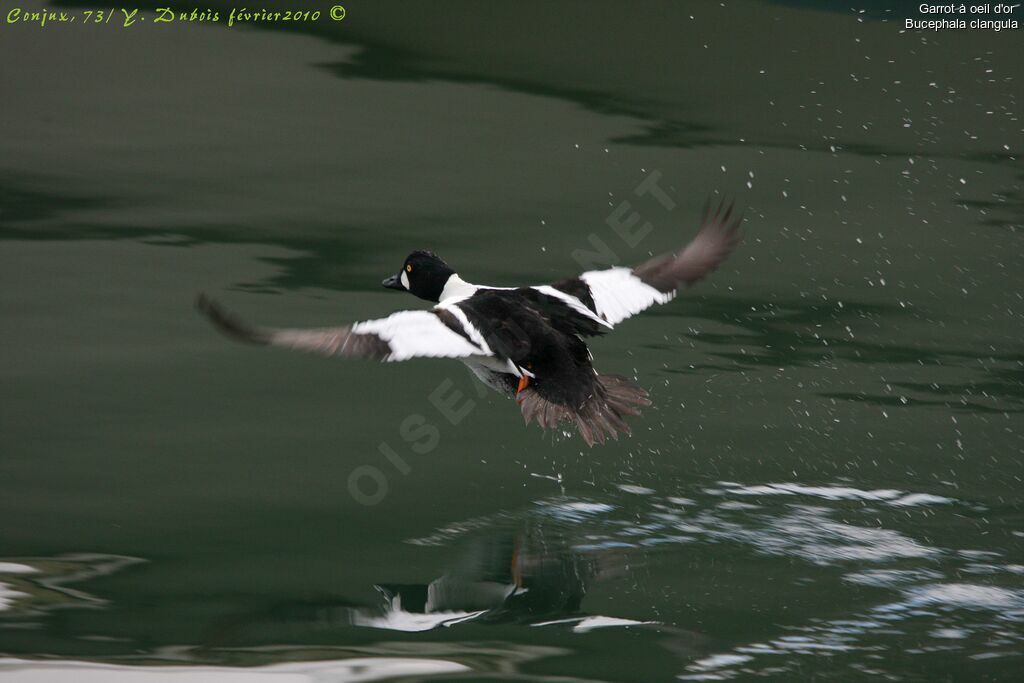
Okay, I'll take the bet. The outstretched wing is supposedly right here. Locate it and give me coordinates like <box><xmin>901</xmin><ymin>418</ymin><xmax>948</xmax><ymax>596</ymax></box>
<box><xmin>196</xmin><ymin>294</ymin><xmax>489</xmax><ymax>362</ymax></box>
<box><xmin>546</xmin><ymin>198</ymin><xmax>742</xmax><ymax>328</ymax></box>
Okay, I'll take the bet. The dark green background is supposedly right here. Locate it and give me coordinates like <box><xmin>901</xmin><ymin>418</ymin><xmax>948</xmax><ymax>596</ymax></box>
<box><xmin>1</xmin><ymin>1</ymin><xmax>1021</xmax><ymax>680</ymax></box>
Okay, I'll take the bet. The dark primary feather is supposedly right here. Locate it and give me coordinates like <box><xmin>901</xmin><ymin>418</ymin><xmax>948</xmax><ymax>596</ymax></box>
<box><xmin>633</xmin><ymin>198</ymin><xmax>742</xmax><ymax>293</ymax></box>
<box><xmin>196</xmin><ymin>294</ymin><xmax>273</xmax><ymax>345</ymax></box>
<box><xmin>195</xmin><ymin>294</ymin><xmax>391</xmax><ymax>359</ymax></box>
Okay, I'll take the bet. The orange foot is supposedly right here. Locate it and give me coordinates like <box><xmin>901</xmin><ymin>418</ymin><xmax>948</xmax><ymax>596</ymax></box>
<box><xmin>516</xmin><ymin>375</ymin><xmax>530</xmax><ymax>402</ymax></box>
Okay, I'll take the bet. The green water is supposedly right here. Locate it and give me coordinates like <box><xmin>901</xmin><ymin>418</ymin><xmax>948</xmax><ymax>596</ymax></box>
<box><xmin>1</xmin><ymin>1</ymin><xmax>1022</xmax><ymax>680</ymax></box>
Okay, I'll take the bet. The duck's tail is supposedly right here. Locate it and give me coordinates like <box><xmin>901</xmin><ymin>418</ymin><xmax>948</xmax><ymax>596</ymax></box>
<box><xmin>518</xmin><ymin>374</ymin><xmax>651</xmax><ymax>447</ymax></box>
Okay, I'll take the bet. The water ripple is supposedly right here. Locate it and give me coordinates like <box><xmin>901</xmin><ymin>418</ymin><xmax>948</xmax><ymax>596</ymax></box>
<box><xmin>707</xmin><ymin>481</ymin><xmax>956</xmax><ymax>507</ymax></box>
<box><xmin>409</xmin><ymin>479</ymin><xmax>1022</xmax><ymax>679</ymax></box>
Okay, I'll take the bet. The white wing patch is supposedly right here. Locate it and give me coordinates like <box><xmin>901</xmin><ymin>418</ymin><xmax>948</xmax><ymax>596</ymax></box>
<box><xmin>434</xmin><ymin>301</ymin><xmax>493</xmax><ymax>355</ymax></box>
<box><xmin>530</xmin><ymin>285</ymin><xmax>613</xmax><ymax>329</ymax></box>
<box><xmin>580</xmin><ymin>268</ymin><xmax>674</xmax><ymax>325</ymax></box>
<box><xmin>352</xmin><ymin>310</ymin><xmax>486</xmax><ymax>361</ymax></box>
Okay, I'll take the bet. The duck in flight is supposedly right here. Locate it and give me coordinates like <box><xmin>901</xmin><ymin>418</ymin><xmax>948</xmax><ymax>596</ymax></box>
<box><xmin>197</xmin><ymin>200</ymin><xmax>742</xmax><ymax>446</ymax></box>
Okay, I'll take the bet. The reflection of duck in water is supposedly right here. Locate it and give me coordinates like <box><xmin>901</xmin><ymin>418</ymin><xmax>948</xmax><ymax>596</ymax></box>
<box><xmin>0</xmin><ymin>554</ymin><xmax>143</xmax><ymax>619</ymax></box>
<box><xmin>204</xmin><ymin>530</ymin><xmax>641</xmax><ymax>643</ymax></box>
<box><xmin>200</xmin><ymin>527</ymin><xmax>708</xmax><ymax>669</ymax></box>
<box><xmin>361</xmin><ymin>533</ymin><xmax>617</xmax><ymax>632</ymax></box>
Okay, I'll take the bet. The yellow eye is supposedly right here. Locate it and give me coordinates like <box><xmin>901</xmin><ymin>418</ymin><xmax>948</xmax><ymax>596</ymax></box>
<box><xmin>406</xmin><ymin>264</ymin><xmax>413</xmax><ymax>272</ymax></box>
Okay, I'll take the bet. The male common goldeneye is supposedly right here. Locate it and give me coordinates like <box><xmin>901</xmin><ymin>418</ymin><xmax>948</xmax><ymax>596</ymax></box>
<box><xmin>197</xmin><ymin>200</ymin><xmax>741</xmax><ymax>446</ymax></box>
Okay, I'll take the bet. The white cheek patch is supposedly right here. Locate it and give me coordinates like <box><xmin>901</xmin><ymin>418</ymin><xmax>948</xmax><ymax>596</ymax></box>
<box><xmin>400</xmin><ymin>270</ymin><xmax>410</xmax><ymax>290</ymax></box>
